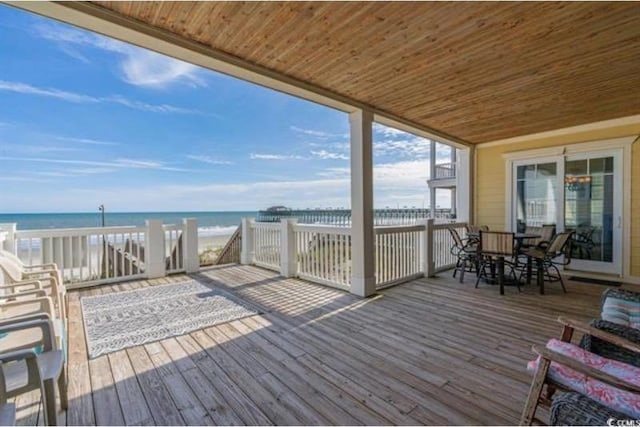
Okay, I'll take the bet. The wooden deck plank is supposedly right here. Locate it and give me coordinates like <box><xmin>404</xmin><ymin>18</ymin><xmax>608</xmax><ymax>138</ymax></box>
<box><xmin>16</xmin><ymin>265</ymin><xmax>640</xmax><ymax>426</ymax></box>
<box><xmin>174</xmin><ymin>333</ymin><xmax>273</xmax><ymax>426</ymax></box>
<box><xmin>66</xmin><ymin>290</ymin><xmax>95</xmax><ymax>426</ymax></box>
<box><xmin>125</xmin><ymin>346</ymin><xmax>185</xmax><ymax>426</ymax></box>
<box><xmin>107</xmin><ymin>351</ymin><xmax>153</xmax><ymax>426</ymax></box>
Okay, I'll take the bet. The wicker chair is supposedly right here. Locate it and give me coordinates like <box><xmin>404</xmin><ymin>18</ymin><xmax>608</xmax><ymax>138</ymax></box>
<box><xmin>448</xmin><ymin>227</ymin><xmax>478</xmax><ymax>283</ymax></box>
<box><xmin>548</xmin><ymin>290</ymin><xmax>640</xmax><ymax>425</ymax></box>
<box><xmin>521</xmin><ymin>317</ymin><xmax>640</xmax><ymax>426</ymax></box>
<box><xmin>579</xmin><ymin>288</ymin><xmax>640</xmax><ymax>367</ymax></box>
<box><xmin>550</xmin><ymin>392</ymin><xmax>628</xmax><ymax>426</ymax></box>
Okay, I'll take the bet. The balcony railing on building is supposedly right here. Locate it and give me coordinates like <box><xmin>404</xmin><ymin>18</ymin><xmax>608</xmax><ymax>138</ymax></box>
<box><xmin>433</xmin><ymin>162</ymin><xmax>456</xmax><ymax>180</ymax></box>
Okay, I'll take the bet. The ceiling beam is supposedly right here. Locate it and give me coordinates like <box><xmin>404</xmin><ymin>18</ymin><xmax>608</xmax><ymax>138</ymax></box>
<box><xmin>6</xmin><ymin>1</ymin><xmax>473</xmax><ymax>148</ymax></box>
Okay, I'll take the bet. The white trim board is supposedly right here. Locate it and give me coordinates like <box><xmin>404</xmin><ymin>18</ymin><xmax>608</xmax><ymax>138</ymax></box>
<box><xmin>478</xmin><ymin>115</ymin><xmax>640</xmax><ymax>149</ymax></box>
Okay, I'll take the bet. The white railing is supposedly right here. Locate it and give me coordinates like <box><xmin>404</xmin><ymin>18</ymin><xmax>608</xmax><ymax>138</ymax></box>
<box><xmin>242</xmin><ymin>217</ymin><xmax>468</xmax><ymax>295</ymax></box>
<box><xmin>375</xmin><ymin>225</ymin><xmax>423</xmax><ymax>289</ymax></box>
<box><xmin>434</xmin><ymin>162</ymin><xmax>456</xmax><ymax>179</ymax></box>
<box><xmin>432</xmin><ymin>222</ymin><xmax>467</xmax><ymax>273</ymax></box>
<box><xmin>14</xmin><ymin>225</ymin><xmax>147</xmax><ymax>287</ymax></box>
<box><xmin>164</xmin><ymin>224</ymin><xmax>184</xmax><ymax>274</ymax></box>
<box><xmin>251</xmin><ymin>222</ymin><xmax>281</xmax><ymax>271</ymax></box>
<box><xmin>295</xmin><ymin>224</ymin><xmax>352</xmax><ymax>291</ymax></box>
<box><xmin>3</xmin><ymin>218</ymin><xmax>199</xmax><ymax>289</ymax></box>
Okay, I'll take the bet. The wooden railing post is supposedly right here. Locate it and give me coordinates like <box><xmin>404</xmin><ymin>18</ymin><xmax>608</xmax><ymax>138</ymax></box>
<box><xmin>422</xmin><ymin>218</ymin><xmax>436</xmax><ymax>277</ymax></box>
<box><xmin>240</xmin><ymin>218</ymin><xmax>255</xmax><ymax>265</ymax></box>
<box><xmin>0</xmin><ymin>223</ymin><xmax>17</xmax><ymax>253</ymax></box>
<box><xmin>182</xmin><ymin>218</ymin><xmax>199</xmax><ymax>273</ymax></box>
<box><xmin>145</xmin><ymin>219</ymin><xmax>166</xmax><ymax>279</ymax></box>
<box><xmin>280</xmin><ymin>218</ymin><xmax>297</xmax><ymax>278</ymax></box>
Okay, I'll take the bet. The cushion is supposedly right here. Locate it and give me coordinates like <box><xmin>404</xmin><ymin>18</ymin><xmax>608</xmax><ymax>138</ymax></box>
<box><xmin>602</xmin><ymin>297</ymin><xmax>640</xmax><ymax>329</ymax></box>
<box><xmin>527</xmin><ymin>339</ymin><xmax>640</xmax><ymax>418</ymax></box>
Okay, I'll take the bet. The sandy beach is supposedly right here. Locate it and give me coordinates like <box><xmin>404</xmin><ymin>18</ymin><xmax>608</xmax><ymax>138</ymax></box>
<box><xmin>198</xmin><ymin>233</ymin><xmax>233</xmax><ymax>252</ymax></box>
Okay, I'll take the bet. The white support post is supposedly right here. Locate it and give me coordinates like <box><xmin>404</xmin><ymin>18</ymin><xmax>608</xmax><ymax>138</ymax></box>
<box><xmin>455</xmin><ymin>148</ymin><xmax>471</xmax><ymax>223</ymax></box>
<box><xmin>280</xmin><ymin>218</ymin><xmax>297</xmax><ymax>278</ymax></box>
<box><xmin>240</xmin><ymin>218</ymin><xmax>255</xmax><ymax>265</ymax></box>
<box><xmin>182</xmin><ymin>218</ymin><xmax>200</xmax><ymax>274</ymax></box>
<box><xmin>422</xmin><ymin>218</ymin><xmax>435</xmax><ymax>277</ymax></box>
<box><xmin>0</xmin><ymin>223</ymin><xmax>17</xmax><ymax>253</ymax></box>
<box><xmin>349</xmin><ymin>109</ymin><xmax>376</xmax><ymax>297</ymax></box>
<box><xmin>145</xmin><ymin>219</ymin><xmax>166</xmax><ymax>279</ymax></box>
<box><xmin>429</xmin><ymin>141</ymin><xmax>437</xmax><ymax>219</ymax></box>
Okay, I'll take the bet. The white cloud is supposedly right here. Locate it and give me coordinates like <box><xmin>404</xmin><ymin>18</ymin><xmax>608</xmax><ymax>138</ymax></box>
<box><xmin>34</xmin><ymin>23</ymin><xmax>205</xmax><ymax>89</ymax></box>
<box><xmin>121</xmin><ymin>51</ymin><xmax>205</xmax><ymax>88</ymax></box>
<box><xmin>290</xmin><ymin>126</ymin><xmax>347</xmax><ymax>139</ymax></box>
<box><xmin>31</xmin><ymin>168</ymin><xmax>115</xmax><ymax>177</ymax></box>
<box><xmin>250</xmin><ymin>153</ymin><xmax>306</xmax><ymax>160</ymax></box>
<box><xmin>55</xmin><ymin>136</ymin><xmax>118</xmax><ymax>146</ymax></box>
<box><xmin>0</xmin><ymin>158</ymin><xmax>453</xmax><ymax>211</ymax></box>
<box><xmin>374</xmin><ymin>138</ymin><xmax>431</xmax><ymax>158</ymax></box>
<box><xmin>185</xmin><ymin>155</ymin><xmax>234</xmax><ymax>165</ymax></box>
<box><xmin>373</xmin><ymin>123</ymin><xmax>411</xmax><ymax>138</ymax></box>
<box><xmin>0</xmin><ymin>80</ymin><xmax>204</xmax><ymax>115</ymax></box>
<box><xmin>0</xmin><ymin>156</ymin><xmax>191</xmax><ymax>172</ymax></box>
<box><xmin>310</xmin><ymin>150</ymin><xmax>349</xmax><ymax>160</ymax></box>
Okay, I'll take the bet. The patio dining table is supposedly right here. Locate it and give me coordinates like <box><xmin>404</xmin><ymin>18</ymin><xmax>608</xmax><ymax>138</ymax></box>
<box><xmin>468</xmin><ymin>231</ymin><xmax>541</xmax><ymax>295</ymax></box>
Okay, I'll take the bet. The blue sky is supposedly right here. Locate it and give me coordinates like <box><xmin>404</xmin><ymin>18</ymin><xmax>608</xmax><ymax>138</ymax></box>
<box><xmin>0</xmin><ymin>4</ymin><xmax>453</xmax><ymax>213</ymax></box>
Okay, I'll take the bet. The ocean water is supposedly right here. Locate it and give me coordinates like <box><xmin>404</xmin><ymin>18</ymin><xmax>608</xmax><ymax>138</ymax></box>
<box><xmin>0</xmin><ymin>211</ymin><xmax>256</xmax><ymax>236</ymax></box>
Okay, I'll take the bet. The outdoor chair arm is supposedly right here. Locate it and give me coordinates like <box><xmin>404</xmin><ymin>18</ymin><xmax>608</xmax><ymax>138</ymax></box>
<box><xmin>0</xmin><ymin>281</ymin><xmax>42</xmax><ymax>294</ymax></box>
<box><xmin>22</xmin><ymin>263</ymin><xmax>58</xmax><ymax>271</ymax></box>
<box><xmin>0</xmin><ymin>298</ymin><xmax>55</xmax><ymax>323</ymax></box>
<box><xmin>0</xmin><ymin>317</ymin><xmax>55</xmax><ymax>353</ymax></box>
<box><xmin>558</xmin><ymin>317</ymin><xmax>640</xmax><ymax>354</ymax></box>
<box><xmin>0</xmin><ymin>289</ymin><xmax>47</xmax><ymax>301</ymax></box>
<box><xmin>22</xmin><ymin>270</ymin><xmax>60</xmax><ymax>283</ymax></box>
<box><xmin>532</xmin><ymin>345</ymin><xmax>640</xmax><ymax>394</ymax></box>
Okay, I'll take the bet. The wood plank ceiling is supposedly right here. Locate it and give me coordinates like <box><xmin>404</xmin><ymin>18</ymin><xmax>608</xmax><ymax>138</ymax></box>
<box><xmin>91</xmin><ymin>1</ymin><xmax>640</xmax><ymax>143</ymax></box>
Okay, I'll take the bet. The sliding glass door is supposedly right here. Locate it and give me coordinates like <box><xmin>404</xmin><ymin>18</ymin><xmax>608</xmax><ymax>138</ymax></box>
<box><xmin>564</xmin><ymin>152</ymin><xmax>621</xmax><ymax>273</ymax></box>
<box><xmin>511</xmin><ymin>149</ymin><xmax>622</xmax><ymax>274</ymax></box>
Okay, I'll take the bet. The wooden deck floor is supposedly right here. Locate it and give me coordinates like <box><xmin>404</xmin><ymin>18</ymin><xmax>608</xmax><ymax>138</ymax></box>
<box><xmin>14</xmin><ymin>264</ymin><xmax>639</xmax><ymax>426</ymax></box>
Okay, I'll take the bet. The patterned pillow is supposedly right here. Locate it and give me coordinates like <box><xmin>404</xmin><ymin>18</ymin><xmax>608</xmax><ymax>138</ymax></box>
<box><xmin>602</xmin><ymin>297</ymin><xmax>640</xmax><ymax>329</ymax></box>
<box><xmin>527</xmin><ymin>339</ymin><xmax>640</xmax><ymax>418</ymax></box>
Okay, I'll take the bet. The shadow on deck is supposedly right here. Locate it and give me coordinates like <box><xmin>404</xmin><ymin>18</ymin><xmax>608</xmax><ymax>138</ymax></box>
<box><xmin>15</xmin><ymin>264</ymin><xmax>637</xmax><ymax>426</ymax></box>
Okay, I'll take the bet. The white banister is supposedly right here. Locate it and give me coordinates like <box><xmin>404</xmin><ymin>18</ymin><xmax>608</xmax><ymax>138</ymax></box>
<box><xmin>240</xmin><ymin>217</ymin><xmax>255</xmax><ymax>265</ymax></box>
<box><xmin>0</xmin><ymin>223</ymin><xmax>17</xmax><ymax>252</ymax></box>
<box><xmin>145</xmin><ymin>219</ymin><xmax>165</xmax><ymax>279</ymax></box>
<box><xmin>280</xmin><ymin>218</ymin><xmax>297</xmax><ymax>278</ymax></box>
<box><xmin>422</xmin><ymin>218</ymin><xmax>435</xmax><ymax>277</ymax></box>
<box><xmin>182</xmin><ymin>218</ymin><xmax>199</xmax><ymax>274</ymax></box>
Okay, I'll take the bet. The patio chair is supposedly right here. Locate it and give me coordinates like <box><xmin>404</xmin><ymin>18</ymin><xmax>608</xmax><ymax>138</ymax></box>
<box><xmin>475</xmin><ymin>231</ymin><xmax>521</xmax><ymax>292</ymax></box>
<box><xmin>466</xmin><ymin>224</ymin><xmax>489</xmax><ymax>233</ymax></box>
<box><xmin>579</xmin><ymin>288</ymin><xmax>640</xmax><ymax>367</ymax></box>
<box><xmin>518</xmin><ymin>231</ymin><xmax>573</xmax><ymax>294</ymax></box>
<box><xmin>520</xmin><ymin>224</ymin><xmax>555</xmax><ymax>249</ymax></box>
<box><xmin>0</xmin><ymin>257</ymin><xmax>66</xmax><ymax>321</ymax></box>
<box><xmin>0</xmin><ymin>250</ymin><xmax>59</xmax><ymax>276</ymax></box>
<box><xmin>0</xmin><ymin>315</ymin><xmax>67</xmax><ymax>426</ymax></box>
<box><xmin>521</xmin><ymin>317</ymin><xmax>640</xmax><ymax>426</ymax></box>
<box><xmin>0</xmin><ymin>289</ymin><xmax>65</xmax><ymax>354</ymax></box>
<box><xmin>0</xmin><ymin>362</ymin><xmax>16</xmax><ymax>426</ymax></box>
<box><xmin>448</xmin><ymin>227</ymin><xmax>478</xmax><ymax>283</ymax></box>
<box><xmin>465</xmin><ymin>225</ymin><xmax>488</xmax><ymax>244</ymax></box>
